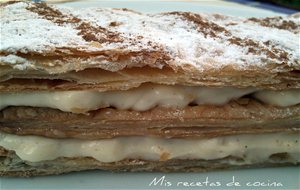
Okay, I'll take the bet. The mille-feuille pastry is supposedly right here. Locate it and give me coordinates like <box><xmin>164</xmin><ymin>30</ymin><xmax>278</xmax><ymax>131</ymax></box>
<box><xmin>0</xmin><ymin>1</ymin><xmax>299</xmax><ymax>176</ymax></box>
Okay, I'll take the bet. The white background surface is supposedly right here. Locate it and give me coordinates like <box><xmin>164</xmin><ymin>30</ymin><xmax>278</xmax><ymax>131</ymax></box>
<box><xmin>1</xmin><ymin>167</ymin><xmax>300</xmax><ymax>190</ymax></box>
<box><xmin>0</xmin><ymin>1</ymin><xmax>299</xmax><ymax>190</ymax></box>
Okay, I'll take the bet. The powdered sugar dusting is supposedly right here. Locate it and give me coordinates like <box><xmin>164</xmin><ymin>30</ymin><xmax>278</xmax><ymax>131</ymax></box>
<box><xmin>72</xmin><ymin>9</ymin><xmax>250</xmax><ymax>70</ymax></box>
<box><xmin>0</xmin><ymin>2</ymin><xmax>88</xmax><ymax>54</ymax></box>
<box><xmin>0</xmin><ymin>1</ymin><xmax>299</xmax><ymax>74</ymax></box>
<box><xmin>212</xmin><ymin>15</ymin><xmax>300</xmax><ymax>66</ymax></box>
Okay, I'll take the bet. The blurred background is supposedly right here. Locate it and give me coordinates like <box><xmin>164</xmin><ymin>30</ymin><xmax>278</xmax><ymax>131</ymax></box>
<box><xmin>0</xmin><ymin>0</ymin><xmax>299</xmax><ymax>14</ymax></box>
<box><xmin>227</xmin><ymin>0</ymin><xmax>300</xmax><ymax>12</ymax></box>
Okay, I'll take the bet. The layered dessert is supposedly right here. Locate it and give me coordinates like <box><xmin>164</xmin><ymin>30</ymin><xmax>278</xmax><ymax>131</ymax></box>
<box><xmin>0</xmin><ymin>1</ymin><xmax>299</xmax><ymax>176</ymax></box>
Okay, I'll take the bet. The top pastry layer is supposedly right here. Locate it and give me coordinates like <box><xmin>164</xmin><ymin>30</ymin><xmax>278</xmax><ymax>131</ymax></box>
<box><xmin>0</xmin><ymin>1</ymin><xmax>299</xmax><ymax>90</ymax></box>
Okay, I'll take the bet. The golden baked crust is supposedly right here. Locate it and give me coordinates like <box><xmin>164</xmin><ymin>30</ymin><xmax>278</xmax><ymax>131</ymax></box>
<box><xmin>1</xmin><ymin>99</ymin><xmax>299</xmax><ymax>139</ymax></box>
<box><xmin>1</xmin><ymin>1</ymin><xmax>299</xmax><ymax>90</ymax></box>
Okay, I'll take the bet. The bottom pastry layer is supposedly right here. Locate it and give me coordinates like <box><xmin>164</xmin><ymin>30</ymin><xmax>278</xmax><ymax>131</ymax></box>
<box><xmin>0</xmin><ymin>151</ymin><xmax>298</xmax><ymax>177</ymax></box>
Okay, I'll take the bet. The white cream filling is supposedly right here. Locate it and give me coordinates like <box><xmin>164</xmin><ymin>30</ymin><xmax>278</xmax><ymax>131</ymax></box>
<box><xmin>0</xmin><ymin>132</ymin><xmax>299</xmax><ymax>164</ymax></box>
<box><xmin>0</xmin><ymin>84</ymin><xmax>299</xmax><ymax>113</ymax></box>
<box><xmin>253</xmin><ymin>89</ymin><xmax>300</xmax><ymax>107</ymax></box>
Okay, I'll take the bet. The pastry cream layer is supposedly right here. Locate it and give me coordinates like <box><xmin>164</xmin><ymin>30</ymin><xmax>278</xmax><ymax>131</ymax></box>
<box><xmin>0</xmin><ymin>132</ymin><xmax>299</xmax><ymax>164</ymax></box>
<box><xmin>0</xmin><ymin>84</ymin><xmax>299</xmax><ymax>113</ymax></box>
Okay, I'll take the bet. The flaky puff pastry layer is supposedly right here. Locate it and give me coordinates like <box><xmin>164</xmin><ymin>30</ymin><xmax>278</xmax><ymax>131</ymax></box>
<box><xmin>0</xmin><ymin>1</ymin><xmax>299</xmax><ymax>91</ymax></box>
<box><xmin>1</xmin><ymin>99</ymin><xmax>299</xmax><ymax>139</ymax></box>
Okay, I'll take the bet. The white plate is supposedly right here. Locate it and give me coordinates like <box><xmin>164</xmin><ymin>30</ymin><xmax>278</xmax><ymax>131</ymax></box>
<box><xmin>1</xmin><ymin>1</ymin><xmax>299</xmax><ymax>190</ymax></box>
